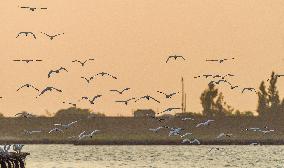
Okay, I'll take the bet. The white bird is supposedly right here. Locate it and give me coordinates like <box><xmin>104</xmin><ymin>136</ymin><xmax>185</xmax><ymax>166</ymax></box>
<box><xmin>216</xmin><ymin>133</ymin><xmax>232</xmax><ymax>139</ymax></box>
<box><xmin>24</xmin><ymin>129</ymin><xmax>42</xmax><ymax>135</ymax></box>
<box><xmin>180</xmin><ymin>132</ymin><xmax>192</xmax><ymax>138</ymax></box>
<box><xmin>181</xmin><ymin>117</ymin><xmax>194</xmax><ymax>121</ymax></box>
<box><xmin>149</xmin><ymin>126</ymin><xmax>166</xmax><ymax>133</ymax></box>
<box><xmin>79</xmin><ymin>130</ymin><xmax>100</xmax><ymax>140</ymax></box>
<box><xmin>13</xmin><ymin>144</ymin><xmax>24</xmax><ymax>153</ymax></box>
<box><xmin>260</xmin><ymin>129</ymin><xmax>275</xmax><ymax>134</ymax></box>
<box><xmin>190</xmin><ymin>139</ymin><xmax>201</xmax><ymax>145</ymax></box>
<box><xmin>54</xmin><ymin>120</ymin><xmax>78</xmax><ymax>129</ymax></box>
<box><xmin>196</xmin><ymin>120</ymin><xmax>214</xmax><ymax>127</ymax></box>
<box><xmin>169</xmin><ymin>127</ymin><xmax>183</xmax><ymax>136</ymax></box>
<box><xmin>245</xmin><ymin>128</ymin><xmax>261</xmax><ymax>131</ymax></box>
<box><xmin>48</xmin><ymin>128</ymin><xmax>64</xmax><ymax>134</ymax></box>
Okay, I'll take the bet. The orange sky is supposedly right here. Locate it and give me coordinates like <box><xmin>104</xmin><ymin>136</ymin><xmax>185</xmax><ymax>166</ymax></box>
<box><xmin>1</xmin><ymin>0</ymin><xmax>284</xmax><ymax>116</ymax></box>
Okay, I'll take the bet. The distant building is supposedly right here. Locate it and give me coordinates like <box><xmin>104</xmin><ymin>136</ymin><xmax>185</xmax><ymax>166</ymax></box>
<box><xmin>133</xmin><ymin>109</ymin><xmax>155</xmax><ymax>117</ymax></box>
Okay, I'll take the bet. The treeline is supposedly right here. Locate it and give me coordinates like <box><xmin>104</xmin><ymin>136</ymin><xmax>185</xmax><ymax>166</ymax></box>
<box><xmin>199</xmin><ymin>71</ymin><xmax>284</xmax><ymax>118</ymax></box>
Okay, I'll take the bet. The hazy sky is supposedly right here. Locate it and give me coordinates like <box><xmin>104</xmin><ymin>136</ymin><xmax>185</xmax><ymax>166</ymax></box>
<box><xmin>1</xmin><ymin>0</ymin><xmax>284</xmax><ymax>116</ymax></box>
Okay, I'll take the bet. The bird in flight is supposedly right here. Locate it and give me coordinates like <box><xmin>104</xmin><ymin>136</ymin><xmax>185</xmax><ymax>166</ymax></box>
<box><xmin>23</xmin><ymin>130</ymin><xmax>42</xmax><ymax>135</ymax></box>
<box><xmin>15</xmin><ymin>112</ymin><xmax>34</xmax><ymax>118</ymax></box>
<box><xmin>16</xmin><ymin>32</ymin><xmax>36</xmax><ymax>39</ymax></box>
<box><xmin>216</xmin><ymin>133</ymin><xmax>232</xmax><ymax>139</ymax></box>
<box><xmin>17</xmin><ymin>84</ymin><xmax>39</xmax><ymax>92</ymax></box>
<box><xmin>181</xmin><ymin>117</ymin><xmax>194</xmax><ymax>121</ymax></box>
<box><xmin>37</xmin><ymin>87</ymin><xmax>62</xmax><ymax>98</ymax></box>
<box><xmin>48</xmin><ymin>128</ymin><xmax>64</xmax><ymax>134</ymax></box>
<box><xmin>196</xmin><ymin>120</ymin><xmax>214</xmax><ymax>127</ymax></box>
<box><xmin>242</xmin><ymin>88</ymin><xmax>257</xmax><ymax>94</ymax></box>
<box><xmin>40</xmin><ymin>32</ymin><xmax>64</xmax><ymax>40</ymax></box>
<box><xmin>135</xmin><ymin>95</ymin><xmax>160</xmax><ymax>103</ymax></box>
<box><xmin>72</xmin><ymin>59</ymin><xmax>94</xmax><ymax>67</ymax></box>
<box><xmin>48</xmin><ymin>67</ymin><xmax>68</xmax><ymax>78</ymax></box>
<box><xmin>80</xmin><ymin>95</ymin><xmax>102</xmax><ymax>104</ymax></box>
<box><xmin>157</xmin><ymin>91</ymin><xmax>179</xmax><ymax>99</ymax></box>
<box><xmin>149</xmin><ymin>126</ymin><xmax>168</xmax><ymax>133</ymax></box>
<box><xmin>19</xmin><ymin>6</ymin><xmax>48</xmax><ymax>11</ymax></box>
<box><xmin>95</xmin><ymin>72</ymin><xmax>117</xmax><ymax>79</ymax></box>
<box><xmin>80</xmin><ymin>76</ymin><xmax>95</xmax><ymax>83</ymax></box>
<box><xmin>54</xmin><ymin>120</ymin><xmax>78</xmax><ymax>129</ymax></box>
<box><xmin>110</xmin><ymin>88</ymin><xmax>130</xmax><ymax>94</ymax></box>
<box><xmin>166</xmin><ymin>55</ymin><xmax>185</xmax><ymax>63</ymax></box>
<box><xmin>115</xmin><ymin>98</ymin><xmax>136</xmax><ymax>105</ymax></box>
<box><xmin>206</xmin><ymin>58</ymin><xmax>235</xmax><ymax>63</ymax></box>
<box><xmin>158</xmin><ymin>107</ymin><xmax>182</xmax><ymax>115</ymax></box>
<box><xmin>62</xmin><ymin>101</ymin><xmax>77</xmax><ymax>107</ymax></box>
<box><xmin>209</xmin><ymin>79</ymin><xmax>227</xmax><ymax>85</ymax></box>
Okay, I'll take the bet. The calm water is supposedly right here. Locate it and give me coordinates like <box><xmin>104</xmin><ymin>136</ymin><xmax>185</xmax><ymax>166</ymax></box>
<box><xmin>25</xmin><ymin>145</ymin><xmax>284</xmax><ymax>168</ymax></box>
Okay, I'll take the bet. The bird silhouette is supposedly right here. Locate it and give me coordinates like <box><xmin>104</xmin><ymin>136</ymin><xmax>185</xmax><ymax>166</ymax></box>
<box><xmin>242</xmin><ymin>88</ymin><xmax>257</xmax><ymax>93</ymax></box>
<box><xmin>62</xmin><ymin>101</ymin><xmax>77</xmax><ymax>107</ymax></box>
<box><xmin>48</xmin><ymin>67</ymin><xmax>68</xmax><ymax>78</ymax></box>
<box><xmin>95</xmin><ymin>72</ymin><xmax>117</xmax><ymax>79</ymax></box>
<box><xmin>16</xmin><ymin>32</ymin><xmax>36</xmax><ymax>39</ymax></box>
<box><xmin>206</xmin><ymin>58</ymin><xmax>235</xmax><ymax>63</ymax></box>
<box><xmin>209</xmin><ymin>80</ymin><xmax>227</xmax><ymax>85</ymax></box>
<box><xmin>80</xmin><ymin>76</ymin><xmax>94</xmax><ymax>83</ymax></box>
<box><xmin>72</xmin><ymin>59</ymin><xmax>94</xmax><ymax>67</ymax></box>
<box><xmin>80</xmin><ymin>95</ymin><xmax>102</xmax><ymax>104</ymax></box>
<box><xmin>19</xmin><ymin>6</ymin><xmax>37</xmax><ymax>11</ymax></box>
<box><xmin>157</xmin><ymin>107</ymin><xmax>182</xmax><ymax>115</ymax></box>
<box><xmin>115</xmin><ymin>98</ymin><xmax>136</xmax><ymax>105</ymax></box>
<box><xmin>203</xmin><ymin>74</ymin><xmax>213</xmax><ymax>78</ymax></box>
<box><xmin>110</xmin><ymin>88</ymin><xmax>130</xmax><ymax>94</ymax></box>
<box><xmin>37</xmin><ymin>87</ymin><xmax>62</xmax><ymax>98</ymax></box>
<box><xmin>17</xmin><ymin>84</ymin><xmax>39</xmax><ymax>92</ymax></box>
<box><xmin>166</xmin><ymin>55</ymin><xmax>185</xmax><ymax>63</ymax></box>
<box><xmin>157</xmin><ymin>91</ymin><xmax>179</xmax><ymax>98</ymax></box>
<box><xmin>40</xmin><ymin>32</ymin><xmax>64</xmax><ymax>40</ymax></box>
<box><xmin>22</xmin><ymin>59</ymin><xmax>34</xmax><ymax>63</ymax></box>
<box><xmin>135</xmin><ymin>95</ymin><xmax>160</xmax><ymax>103</ymax></box>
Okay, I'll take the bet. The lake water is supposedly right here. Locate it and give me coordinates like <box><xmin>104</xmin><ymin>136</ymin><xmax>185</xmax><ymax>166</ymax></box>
<box><xmin>25</xmin><ymin>145</ymin><xmax>284</xmax><ymax>168</ymax></box>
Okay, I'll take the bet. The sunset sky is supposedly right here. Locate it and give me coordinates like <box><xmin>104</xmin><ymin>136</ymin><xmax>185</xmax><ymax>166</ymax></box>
<box><xmin>1</xmin><ymin>0</ymin><xmax>284</xmax><ymax>116</ymax></box>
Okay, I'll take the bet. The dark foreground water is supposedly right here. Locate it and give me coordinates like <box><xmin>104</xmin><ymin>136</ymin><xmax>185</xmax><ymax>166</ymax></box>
<box><xmin>25</xmin><ymin>145</ymin><xmax>284</xmax><ymax>168</ymax></box>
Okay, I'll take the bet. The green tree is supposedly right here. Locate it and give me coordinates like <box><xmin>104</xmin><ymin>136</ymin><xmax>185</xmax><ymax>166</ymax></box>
<box><xmin>257</xmin><ymin>81</ymin><xmax>269</xmax><ymax>116</ymax></box>
<box><xmin>200</xmin><ymin>83</ymin><xmax>218</xmax><ymax>117</ymax></box>
<box><xmin>267</xmin><ymin>72</ymin><xmax>280</xmax><ymax>115</ymax></box>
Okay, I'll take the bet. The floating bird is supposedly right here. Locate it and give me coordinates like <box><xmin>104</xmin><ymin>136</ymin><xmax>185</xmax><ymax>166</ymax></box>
<box><xmin>216</xmin><ymin>133</ymin><xmax>232</xmax><ymax>139</ymax></box>
<box><xmin>166</xmin><ymin>55</ymin><xmax>185</xmax><ymax>63</ymax></box>
<box><xmin>115</xmin><ymin>98</ymin><xmax>136</xmax><ymax>105</ymax></box>
<box><xmin>135</xmin><ymin>95</ymin><xmax>160</xmax><ymax>103</ymax></box>
<box><xmin>41</xmin><ymin>32</ymin><xmax>64</xmax><ymax>40</ymax></box>
<box><xmin>95</xmin><ymin>72</ymin><xmax>117</xmax><ymax>79</ymax></box>
<box><xmin>23</xmin><ymin>130</ymin><xmax>42</xmax><ymax>135</ymax></box>
<box><xmin>37</xmin><ymin>87</ymin><xmax>62</xmax><ymax>98</ymax></box>
<box><xmin>81</xmin><ymin>76</ymin><xmax>94</xmax><ymax>83</ymax></box>
<box><xmin>16</xmin><ymin>32</ymin><xmax>36</xmax><ymax>39</ymax></box>
<box><xmin>48</xmin><ymin>67</ymin><xmax>68</xmax><ymax>78</ymax></box>
<box><xmin>157</xmin><ymin>91</ymin><xmax>179</xmax><ymax>98</ymax></box>
<box><xmin>48</xmin><ymin>128</ymin><xmax>64</xmax><ymax>134</ymax></box>
<box><xmin>110</xmin><ymin>88</ymin><xmax>130</xmax><ymax>94</ymax></box>
<box><xmin>80</xmin><ymin>95</ymin><xmax>102</xmax><ymax>104</ymax></box>
<box><xmin>196</xmin><ymin>120</ymin><xmax>214</xmax><ymax>127</ymax></box>
<box><xmin>181</xmin><ymin>117</ymin><xmax>194</xmax><ymax>121</ymax></box>
<box><xmin>242</xmin><ymin>88</ymin><xmax>257</xmax><ymax>93</ymax></box>
<box><xmin>17</xmin><ymin>84</ymin><xmax>39</xmax><ymax>92</ymax></box>
<box><xmin>15</xmin><ymin>112</ymin><xmax>33</xmax><ymax>118</ymax></box>
<box><xmin>72</xmin><ymin>59</ymin><xmax>94</xmax><ymax>67</ymax></box>
<box><xmin>54</xmin><ymin>120</ymin><xmax>78</xmax><ymax>129</ymax></box>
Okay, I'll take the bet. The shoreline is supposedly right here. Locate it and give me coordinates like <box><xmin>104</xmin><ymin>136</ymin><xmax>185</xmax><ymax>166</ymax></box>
<box><xmin>1</xmin><ymin>140</ymin><xmax>284</xmax><ymax>145</ymax></box>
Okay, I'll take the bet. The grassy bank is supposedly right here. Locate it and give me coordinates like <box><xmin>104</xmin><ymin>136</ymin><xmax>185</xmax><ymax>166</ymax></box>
<box><xmin>0</xmin><ymin>116</ymin><xmax>283</xmax><ymax>145</ymax></box>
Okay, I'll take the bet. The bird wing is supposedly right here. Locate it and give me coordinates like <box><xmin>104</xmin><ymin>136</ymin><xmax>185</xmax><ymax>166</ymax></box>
<box><xmin>149</xmin><ymin>96</ymin><xmax>160</xmax><ymax>103</ymax></box>
<box><xmin>59</xmin><ymin>67</ymin><xmax>68</xmax><ymax>72</ymax></box>
<box><xmin>166</xmin><ymin>56</ymin><xmax>172</xmax><ymax>63</ymax></box>
<box><xmin>48</xmin><ymin>70</ymin><xmax>55</xmax><ymax>78</ymax></box>
<box><xmin>68</xmin><ymin>120</ymin><xmax>78</xmax><ymax>126</ymax></box>
<box><xmin>180</xmin><ymin>56</ymin><xmax>186</xmax><ymax>60</ymax></box>
<box><xmin>17</xmin><ymin>84</ymin><xmax>29</xmax><ymax>91</ymax></box>
<box><xmin>196</xmin><ymin>123</ymin><xmax>203</xmax><ymax>127</ymax></box>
